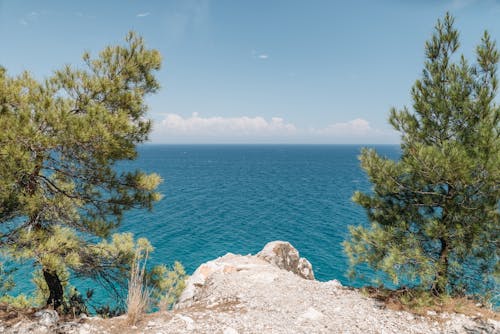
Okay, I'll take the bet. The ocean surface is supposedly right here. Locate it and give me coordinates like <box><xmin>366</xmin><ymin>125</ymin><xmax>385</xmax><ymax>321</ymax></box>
<box><xmin>11</xmin><ymin>144</ymin><xmax>402</xmax><ymax>303</ymax></box>
<box><xmin>121</xmin><ymin>145</ymin><xmax>400</xmax><ymax>282</ymax></box>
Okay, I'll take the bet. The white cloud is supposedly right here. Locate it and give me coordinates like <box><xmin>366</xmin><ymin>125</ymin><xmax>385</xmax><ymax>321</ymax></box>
<box><xmin>152</xmin><ymin>113</ymin><xmax>398</xmax><ymax>144</ymax></box>
<box><xmin>137</xmin><ymin>12</ymin><xmax>151</xmax><ymax>17</ymax></box>
<box><xmin>308</xmin><ymin>118</ymin><xmax>398</xmax><ymax>143</ymax></box>
<box><xmin>156</xmin><ymin>113</ymin><xmax>296</xmax><ymax>137</ymax></box>
<box><xmin>313</xmin><ymin>118</ymin><xmax>372</xmax><ymax>136</ymax></box>
<box><xmin>252</xmin><ymin>50</ymin><xmax>270</xmax><ymax>60</ymax></box>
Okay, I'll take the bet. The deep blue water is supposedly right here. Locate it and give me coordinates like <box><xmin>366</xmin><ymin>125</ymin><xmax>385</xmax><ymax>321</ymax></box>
<box><xmin>121</xmin><ymin>145</ymin><xmax>400</xmax><ymax>283</ymax></box>
<box><xmin>10</xmin><ymin>144</ymin><xmax>402</xmax><ymax>303</ymax></box>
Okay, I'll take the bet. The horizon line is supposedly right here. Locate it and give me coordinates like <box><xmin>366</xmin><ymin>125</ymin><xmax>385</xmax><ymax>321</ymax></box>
<box><xmin>141</xmin><ymin>142</ymin><xmax>400</xmax><ymax>146</ymax></box>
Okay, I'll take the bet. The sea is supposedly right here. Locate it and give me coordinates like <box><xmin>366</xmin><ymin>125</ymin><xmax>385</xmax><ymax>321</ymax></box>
<box><xmin>120</xmin><ymin>144</ymin><xmax>400</xmax><ymax>283</ymax></box>
<box><xmin>11</xmin><ymin>144</ymin><xmax>402</xmax><ymax>305</ymax></box>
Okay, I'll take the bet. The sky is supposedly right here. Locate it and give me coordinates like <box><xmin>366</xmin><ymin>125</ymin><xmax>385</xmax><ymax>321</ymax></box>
<box><xmin>1</xmin><ymin>0</ymin><xmax>500</xmax><ymax>144</ymax></box>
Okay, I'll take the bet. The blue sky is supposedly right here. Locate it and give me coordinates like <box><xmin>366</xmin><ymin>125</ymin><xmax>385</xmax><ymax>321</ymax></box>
<box><xmin>1</xmin><ymin>0</ymin><xmax>499</xmax><ymax>144</ymax></box>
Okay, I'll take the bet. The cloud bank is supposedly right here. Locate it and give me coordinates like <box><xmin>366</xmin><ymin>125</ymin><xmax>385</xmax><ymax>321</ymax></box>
<box><xmin>157</xmin><ymin>112</ymin><xmax>295</xmax><ymax>135</ymax></box>
<box><xmin>151</xmin><ymin>113</ymin><xmax>398</xmax><ymax>144</ymax></box>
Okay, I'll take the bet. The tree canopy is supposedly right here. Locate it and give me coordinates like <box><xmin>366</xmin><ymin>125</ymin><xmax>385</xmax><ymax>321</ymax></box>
<box><xmin>344</xmin><ymin>14</ymin><xmax>499</xmax><ymax>298</ymax></box>
<box><xmin>0</xmin><ymin>32</ymin><xmax>183</xmax><ymax>311</ymax></box>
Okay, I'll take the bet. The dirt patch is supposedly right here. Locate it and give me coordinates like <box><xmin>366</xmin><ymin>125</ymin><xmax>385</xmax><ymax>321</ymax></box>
<box><xmin>0</xmin><ymin>303</ymin><xmax>37</xmax><ymax>326</ymax></box>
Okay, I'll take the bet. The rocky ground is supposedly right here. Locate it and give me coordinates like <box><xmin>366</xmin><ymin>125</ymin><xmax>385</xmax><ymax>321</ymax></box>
<box><xmin>1</xmin><ymin>241</ymin><xmax>498</xmax><ymax>334</ymax></box>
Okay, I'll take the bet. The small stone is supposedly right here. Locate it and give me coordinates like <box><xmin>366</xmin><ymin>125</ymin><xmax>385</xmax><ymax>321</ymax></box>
<box><xmin>34</xmin><ymin>309</ymin><xmax>59</xmax><ymax>327</ymax></box>
<box><xmin>301</xmin><ymin>307</ymin><xmax>324</xmax><ymax>321</ymax></box>
<box><xmin>176</xmin><ymin>314</ymin><xmax>195</xmax><ymax>330</ymax></box>
<box><xmin>223</xmin><ymin>327</ymin><xmax>239</xmax><ymax>334</ymax></box>
<box><xmin>326</xmin><ymin>279</ymin><xmax>343</xmax><ymax>288</ymax></box>
<box><xmin>78</xmin><ymin>326</ymin><xmax>91</xmax><ymax>334</ymax></box>
<box><xmin>147</xmin><ymin>320</ymin><xmax>158</xmax><ymax>327</ymax></box>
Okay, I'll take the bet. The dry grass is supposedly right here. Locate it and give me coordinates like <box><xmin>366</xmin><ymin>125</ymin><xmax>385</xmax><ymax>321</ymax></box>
<box><xmin>126</xmin><ymin>249</ymin><xmax>151</xmax><ymax>326</ymax></box>
<box><xmin>362</xmin><ymin>287</ymin><xmax>499</xmax><ymax>321</ymax></box>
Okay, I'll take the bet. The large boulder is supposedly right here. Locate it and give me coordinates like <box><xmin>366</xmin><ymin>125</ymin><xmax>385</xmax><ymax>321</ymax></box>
<box><xmin>176</xmin><ymin>252</ymin><xmax>270</xmax><ymax>307</ymax></box>
<box><xmin>257</xmin><ymin>241</ymin><xmax>315</xmax><ymax>280</ymax></box>
<box><xmin>176</xmin><ymin>241</ymin><xmax>315</xmax><ymax>308</ymax></box>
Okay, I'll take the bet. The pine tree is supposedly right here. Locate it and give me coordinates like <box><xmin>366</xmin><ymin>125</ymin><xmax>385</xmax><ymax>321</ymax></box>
<box><xmin>0</xmin><ymin>32</ymin><xmax>175</xmax><ymax>310</ymax></box>
<box><xmin>344</xmin><ymin>14</ymin><xmax>499</xmax><ymax>297</ymax></box>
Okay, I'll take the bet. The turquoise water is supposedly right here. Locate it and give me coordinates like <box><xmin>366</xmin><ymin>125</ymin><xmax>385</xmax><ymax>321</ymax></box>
<box><xmin>9</xmin><ymin>144</ymin><xmax>499</xmax><ymax>309</ymax></box>
<box><xmin>121</xmin><ymin>145</ymin><xmax>400</xmax><ymax>282</ymax></box>
<box><xmin>10</xmin><ymin>144</ymin><xmax>401</xmax><ymax>303</ymax></box>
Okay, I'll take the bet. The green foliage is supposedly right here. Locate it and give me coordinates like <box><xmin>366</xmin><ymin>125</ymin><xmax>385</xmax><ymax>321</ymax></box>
<box><xmin>150</xmin><ymin>261</ymin><xmax>187</xmax><ymax>310</ymax></box>
<box><xmin>28</xmin><ymin>232</ymin><xmax>186</xmax><ymax>313</ymax></box>
<box><xmin>66</xmin><ymin>287</ymin><xmax>90</xmax><ymax>316</ymax></box>
<box><xmin>94</xmin><ymin>304</ymin><xmax>125</xmax><ymax>318</ymax></box>
<box><xmin>0</xmin><ymin>294</ymin><xmax>35</xmax><ymax>309</ymax></box>
<box><xmin>344</xmin><ymin>14</ymin><xmax>499</xmax><ymax>298</ymax></box>
<box><xmin>0</xmin><ymin>263</ymin><xmax>15</xmax><ymax>296</ymax></box>
<box><xmin>0</xmin><ymin>32</ymin><xmax>185</xmax><ymax>311</ymax></box>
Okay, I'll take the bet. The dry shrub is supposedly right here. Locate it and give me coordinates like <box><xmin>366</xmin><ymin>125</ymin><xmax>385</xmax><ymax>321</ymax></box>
<box><xmin>126</xmin><ymin>249</ymin><xmax>151</xmax><ymax>326</ymax></box>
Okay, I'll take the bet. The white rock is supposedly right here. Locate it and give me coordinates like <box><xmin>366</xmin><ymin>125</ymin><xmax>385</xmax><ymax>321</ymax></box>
<box><xmin>248</xmin><ymin>271</ymin><xmax>277</xmax><ymax>283</ymax></box>
<box><xmin>34</xmin><ymin>309</ymin><xmax>59</xmax><ymax>327</ymax></box>
<box><xmin>325</xmin><ymin>279</ymin><xmax>343</xmax><ymax>288</ymax></box>
<box><xmin>223</xmin><ymin>327</ymin><xmax>239</xmax><ymax>334</ymax></box>
<box><xmin>147</xmin><ymin>320</ymin><xmax>158</xmax><ymax>327</ymax></box>
<box><xmin>257</xmin><ymin>241</ymin><xmax>315</xmax><ymax>280</ymax></box>
<box><xmin>176</xmin><ymin>314</ymin><xmax>195</xmax><ymax>331</ymax></box>
<box><xmin>301</xmin><ymin>307</ymin><xmax>324</xmax><ymax>321</ymax></box>
<box><xmin>78</xmin><ymin>326</ymin><xmax>91</xmax><ymax>334</ymax></box>
<box><xmin>298</xmin><ymin>257</ymin><xmax>314</xmax><ymax>279</ymax></box>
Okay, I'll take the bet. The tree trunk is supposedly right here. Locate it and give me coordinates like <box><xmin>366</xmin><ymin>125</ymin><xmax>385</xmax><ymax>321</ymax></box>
<box><xmin>432</xmin><ymin>237</ymin><xmax>449</xmax><ymax>295</ymax></box>
<box><xmin>43</xmin><ymin>269</ymin><xmax>64</xmax><ymax>309</ymax></box>
<box><xmin>27</xmin><ymin>158</ymin><xmax>65</xmax><ymax>309</ymax></box>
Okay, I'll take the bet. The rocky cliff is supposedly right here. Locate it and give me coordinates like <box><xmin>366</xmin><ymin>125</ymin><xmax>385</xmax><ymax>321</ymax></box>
<box><xmin>1</xmin><ymin>241</ymin><xmax>498</xmax><ymax>333</ymax></box>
